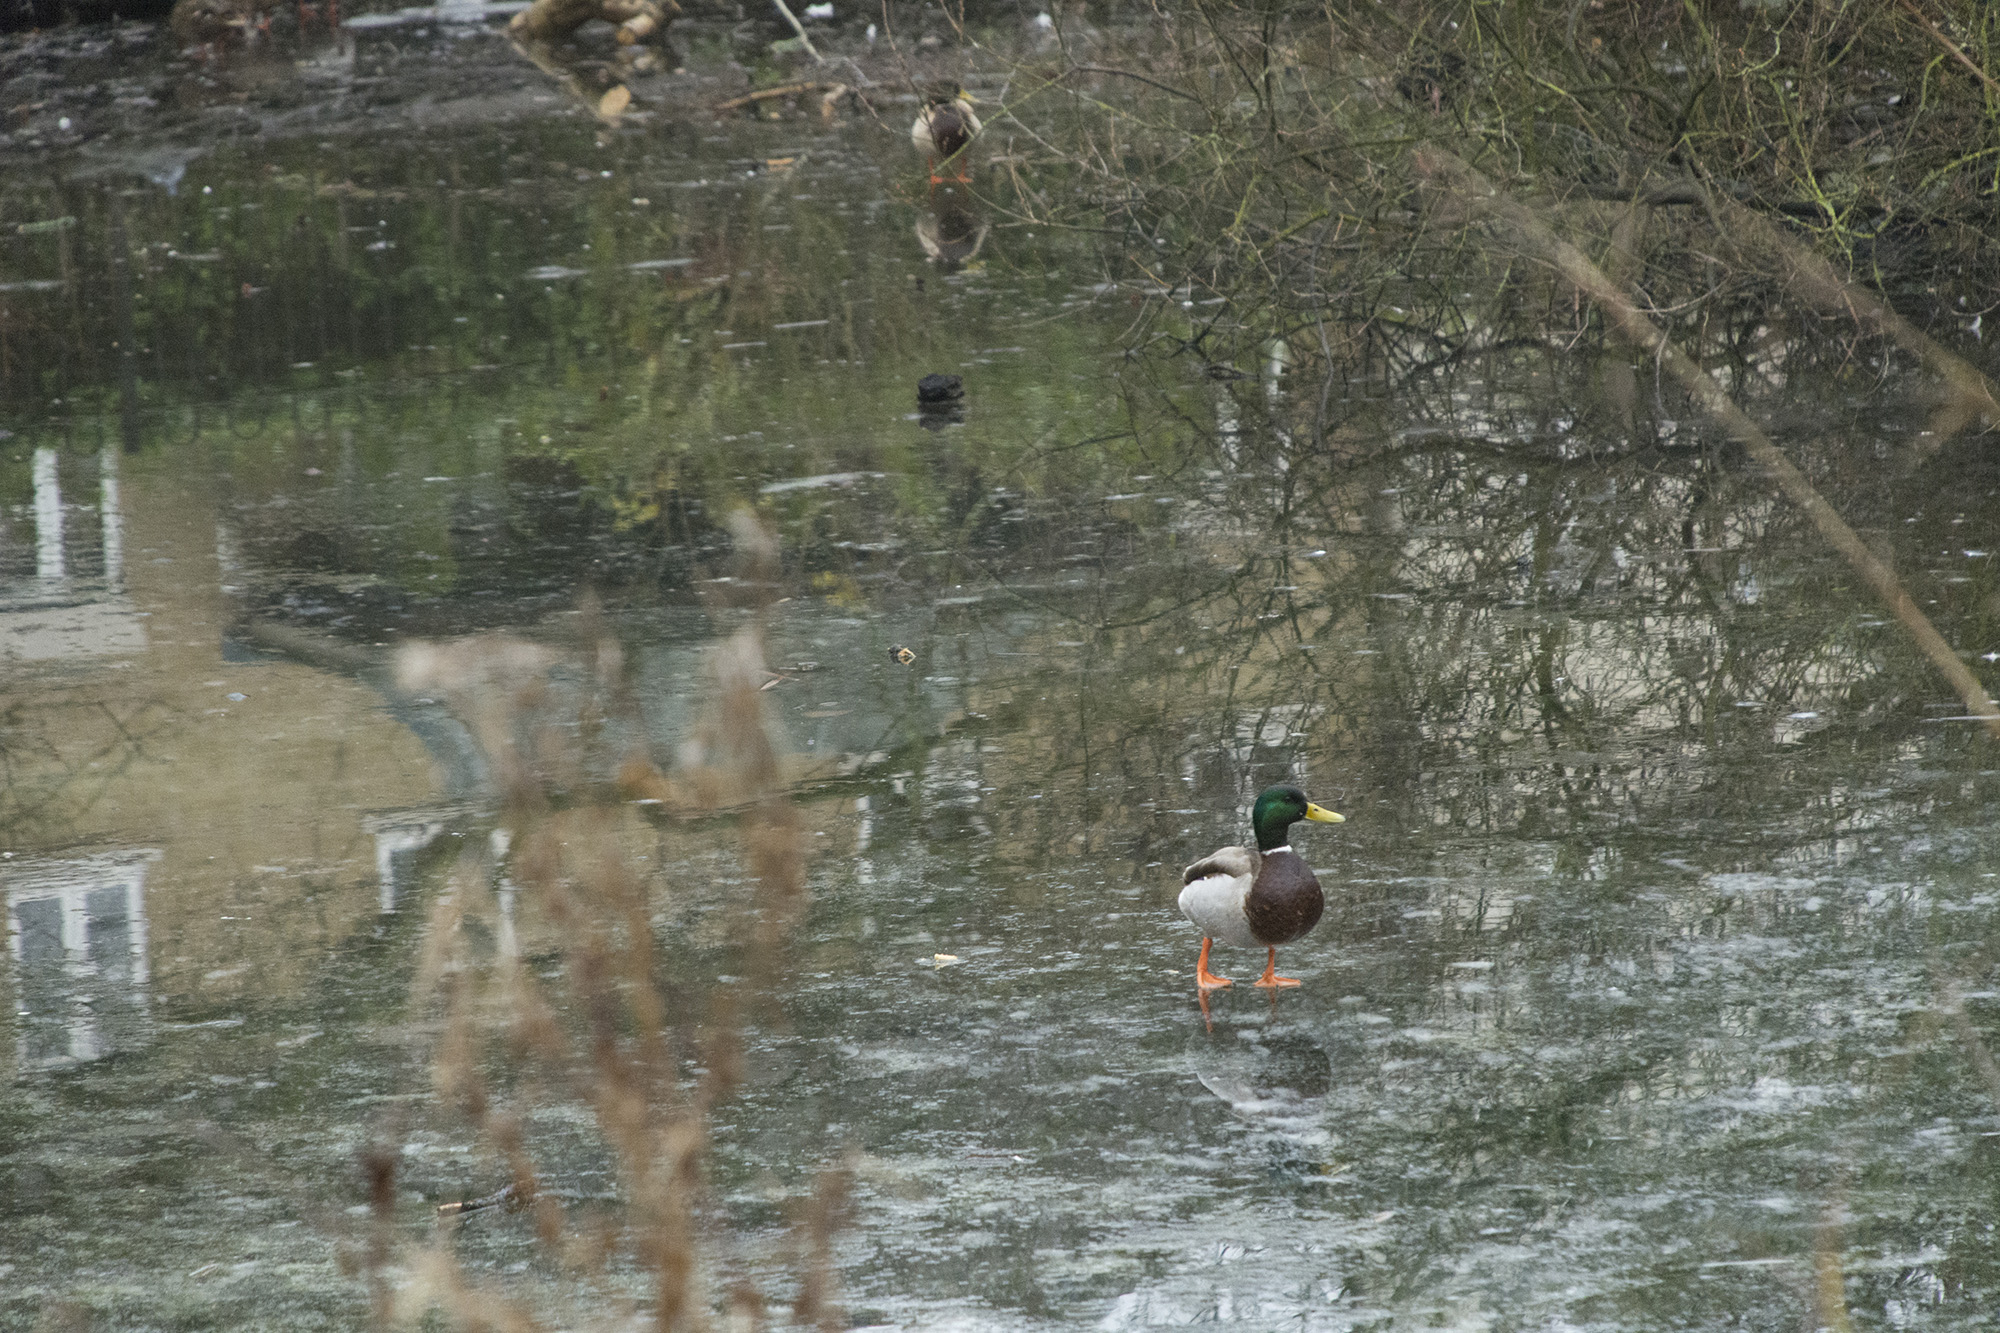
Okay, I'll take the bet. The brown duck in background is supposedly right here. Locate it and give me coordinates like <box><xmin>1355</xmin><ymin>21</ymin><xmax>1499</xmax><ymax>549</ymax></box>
<box><xmin>169</xmin><ymin>0</ymin><xmax>271</xmax><ymax>46</ymax></box>
<box><xmin>911</xmin><ymin>86</ymin><xmax>980</xmax><ymax>185</ymax></box>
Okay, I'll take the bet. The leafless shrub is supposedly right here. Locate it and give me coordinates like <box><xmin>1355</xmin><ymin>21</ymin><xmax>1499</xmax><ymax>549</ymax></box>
<box><xmin>987</xmin><ymin>0</ymin><xmax>2000</xmax><ymax>443</ymax></box>
<box><xmin>363</xmin><ymin>512</ymin><xmax>842</xmax><ymax>1330</ymax></box>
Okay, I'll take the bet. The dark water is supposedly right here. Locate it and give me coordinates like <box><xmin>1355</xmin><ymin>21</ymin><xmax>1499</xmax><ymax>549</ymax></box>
<box><xmin>5</xmin><ymin>19</ymin><xmax>2000</xmax><ymax>1332</ymax></box>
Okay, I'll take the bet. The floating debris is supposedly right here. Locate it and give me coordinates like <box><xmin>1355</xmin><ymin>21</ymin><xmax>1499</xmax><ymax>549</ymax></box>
<box><xmin>758</xmin><ymin>471</ymin><xmax>884</xmax><ymax>494</ymax></box>
<box><xmin>437</xmin><ymin>1181</ymin><xmax>530</xmax><ymax>1217</ymax></box>
<box><xmin>916</xmin><ymin>373</ymin><xmax>964</xmax><ymax>405</ymax></box>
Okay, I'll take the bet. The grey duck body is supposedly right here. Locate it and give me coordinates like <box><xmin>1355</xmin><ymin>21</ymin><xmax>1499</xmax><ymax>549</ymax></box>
<box><xmin>1178</xmin><ymin>846</ymin><xmax>1325</xmax><ymax>948</ymax></box>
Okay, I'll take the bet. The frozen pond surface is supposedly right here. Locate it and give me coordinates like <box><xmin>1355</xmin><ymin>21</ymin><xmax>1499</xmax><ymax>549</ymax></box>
<box><xmin>3</xmin><ymin>16</ymin><xmax>2000</xmax><ymax>1332</ymax></box>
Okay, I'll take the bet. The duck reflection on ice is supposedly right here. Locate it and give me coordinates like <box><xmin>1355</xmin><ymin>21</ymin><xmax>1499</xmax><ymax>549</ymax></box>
<box><xmin>1188</xmin><ymin>1017</ymin><xmax>1339</xmax><ymax>1180</ymax></box>
<box><xmin>4</xmin><ymin>851</ymin><xmax>157</xmax><ymax>1074</ymax></box>
<box><xmin>916</xmin><ymin>189</ymin><xmax>988</xmax><ymax>274</ymax></box>
<box><xmin>362</xmin><ymin>810</ymin><xmax>457</xmax><ymax>913</ymax></box>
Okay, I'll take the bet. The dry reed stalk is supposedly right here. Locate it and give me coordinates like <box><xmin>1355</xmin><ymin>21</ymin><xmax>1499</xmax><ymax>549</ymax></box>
<box><xmin>369</xmin><ymin>511</ymin><xmax>835</xmax><ymax>1329</ymax></box>
<box><xmin>790</xmin><ymin>1155</ymin><xmax>856</xmax><ymax>1333</ymax></box>
<box><xmin>361</xmin><ymin>1142</ymin><xmax>398</xmax><ymax>1328</ymax></box>
<box><xmin>392</xmin><ymin>1248</ymin><xmax>541</xmax><ymax>1332</ymax></box>
<box><xmin>1809</xmin><ymin>1169</ymin><xmax>1857</xmax><ymax>1333</ymax></box>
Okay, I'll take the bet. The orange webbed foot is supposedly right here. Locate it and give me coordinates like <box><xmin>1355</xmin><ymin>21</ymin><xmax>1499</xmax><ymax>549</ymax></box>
<box><xmin>1195</xmin><ymin>938</ymin><xmax>1233</xmax><ymax>990</ymax></box>
<box><xmin>1250</xmin><ymin>947</ymin><xmax>1302</xmax><ymax>988</ymax></box>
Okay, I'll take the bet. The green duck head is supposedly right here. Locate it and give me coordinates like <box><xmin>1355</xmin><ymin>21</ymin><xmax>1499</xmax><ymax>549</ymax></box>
<box><xmin>1251</xmin><ymin>784</ymin><xmax>1344</xmax><ymax>851</ymax></box>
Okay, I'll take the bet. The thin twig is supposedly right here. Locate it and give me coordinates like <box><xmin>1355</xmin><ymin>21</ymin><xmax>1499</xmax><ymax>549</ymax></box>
<box><xmin>771</xmin><ymin>0</ymin><xmax>823</xmax><ymax>63</ymax></box>
<box><xmin>715</xmin><ymin>80</ymin><xmax>841</xmax><ymax>112</ymax></box>
<box><xmin>1066</xmin><ymin>63</ymin><xmax>1205</xmax><ymax>105</ymax></box>
<box><xmin>1896</xmin><ymin>0</ymin><xmax>2000</xmax><ymax>98</ymax></box>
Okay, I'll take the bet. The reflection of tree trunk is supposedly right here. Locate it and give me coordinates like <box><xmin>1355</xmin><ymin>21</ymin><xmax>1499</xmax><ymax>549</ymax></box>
<box><xmin>1416</xmin><ymin>147</ymin><xmax>2000</xmax><ymax>739</ymax></box>
<box><xmin>1532</xmin><ymin>621</ymin><xmax>1570</xmax><ymax>726</ymax></box>
<box><xmin>1938</xmin><ymin>969</ymin><xmax>2000</xmax><ymax>1112</ymax></box>
<box><xmin>107</xmin><ymin>190</ymin><xmax>141</xmax><ymax>454</ymax></box>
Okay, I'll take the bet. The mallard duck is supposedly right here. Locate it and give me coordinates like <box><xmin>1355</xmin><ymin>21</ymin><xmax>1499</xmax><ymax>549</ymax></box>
<box><xmin>911</xmin><ymin>88</ymin><xmax>980</xmax><ymax>184</ymax></box>
<box><xmin>1179</xmin><ymin>784</ymin><xmax>1344</xmax><ymax>990</ymax></box>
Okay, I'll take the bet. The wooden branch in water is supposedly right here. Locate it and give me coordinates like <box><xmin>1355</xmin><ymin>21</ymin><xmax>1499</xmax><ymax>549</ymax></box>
<box><xmin>436</xmin><ymin>1181</ymin><xmax>529</xmax><ymax>1217</ymax></box>
<box><xmin>1570</xmin><ymin>178</ymin><xmax>2000</xmax><ymax>446</ymax></box>
<box><xmin>715</xmin><ymin>81</ymin><xmax>845</xmax><ymax>112</ymax></box>
<box><xmin>510</xmin><ymin>35</ymin><xmax>634</xmax><ymax>124</ymax></box>
<box><xmin>1414</xmin><ymin>146</ymin><xmax>2000</xmax><ymax>739</ymax></box>
<box><xmin>1710</xmin><ymin>194</ymin><xmax>2000</xmax><ymax>452</ymax></box>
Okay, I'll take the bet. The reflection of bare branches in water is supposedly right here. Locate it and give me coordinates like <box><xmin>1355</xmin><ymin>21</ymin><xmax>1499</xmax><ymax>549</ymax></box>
<box><xmin>907</xmin><ymin>356</ymin><xmax>1983</xmax><ymax>874</ymax></box>
<box><xmin>969</xmin><ymin>7</ymin><xmax>2000</xmax><ymax>795</ymax></box>
<box><xmin>0</xmin><ymin>693</ymin><xmax>182</xmax><ymax>840</ymax></box>
<box><xmin>369</xmin><ymin>513</ymin><xmax>840</xmax><ymax>1329</ymax></box>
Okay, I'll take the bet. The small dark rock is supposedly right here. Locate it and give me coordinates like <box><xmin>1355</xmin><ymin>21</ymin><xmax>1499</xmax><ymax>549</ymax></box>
<box><xmin>916</xmin><ymin>373</ymin><xmax>963</xmax><ymax>405</ymax></box>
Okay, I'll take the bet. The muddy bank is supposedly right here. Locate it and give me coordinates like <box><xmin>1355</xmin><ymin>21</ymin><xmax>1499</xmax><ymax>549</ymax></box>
<box><xmin>0</xmin><ymin>8</ymin><xmax>1022</xmax><ymax>169</ymax></box>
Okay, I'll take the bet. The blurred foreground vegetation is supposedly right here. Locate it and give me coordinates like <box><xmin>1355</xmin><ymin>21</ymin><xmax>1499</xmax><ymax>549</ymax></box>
<box><xmin>6</xmin><ymin>4</ymin><xmax>2000</xmax><ymax>1330</ymax></box>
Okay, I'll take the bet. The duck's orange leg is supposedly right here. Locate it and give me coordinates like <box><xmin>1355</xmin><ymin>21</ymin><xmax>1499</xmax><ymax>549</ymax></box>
<box><xmin>1251</xmin><ymin>947</ymin><xmax>1302</xmax><ymax>988</ymax></box>
<box><xmin>1196</xmin><ymin>938</ymin><xmax>1233</xmax><ymax>990</ymax></box>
